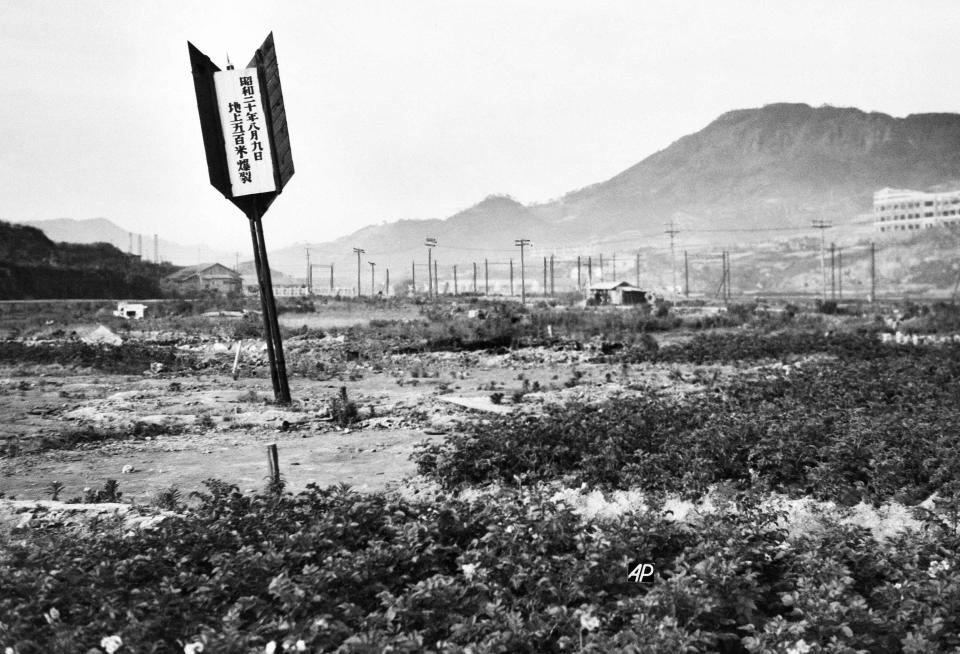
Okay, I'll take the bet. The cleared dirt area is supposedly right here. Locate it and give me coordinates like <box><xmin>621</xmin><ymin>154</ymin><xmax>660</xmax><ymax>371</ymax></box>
<box><xmin>0</xmin><ymin>325</ymin><xmax>739</xmax><ymax>502</ymax></box>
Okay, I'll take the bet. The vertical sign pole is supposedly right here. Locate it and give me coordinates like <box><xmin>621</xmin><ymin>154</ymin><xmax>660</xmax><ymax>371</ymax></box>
<box><xmin>252</xmin><ymin>207</ymin><xmax>291</xmax><ymax>403</ymax></box>
<box><xmin>434</xmin><ymin>260</ymin><xmax>438</xmax><ymax>296</ymax></box>
<box><xmin>248</xmin><ymin>214</ymin><xmax>281</xmax><ymax>399</ymax></box>
<box><xmin>427</xmin><ymin>247</ymin><xmax>433</xmax><ymax>299</ymax></box>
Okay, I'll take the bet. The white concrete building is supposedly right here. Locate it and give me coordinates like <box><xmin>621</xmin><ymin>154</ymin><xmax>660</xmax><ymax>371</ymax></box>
<box><xmin>873</xmin><ymin>187</ymin><xmax>960</xmax><ymax>233</ymax></box>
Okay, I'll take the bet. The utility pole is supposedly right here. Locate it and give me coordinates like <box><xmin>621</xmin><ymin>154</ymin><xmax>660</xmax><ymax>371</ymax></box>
<box><xmin>812</xmin><ymin>219</ymin><xmax>832</xmax><ymax>301</ymax></box>
<box><xmin>587</xmin><ymin>256</ymin><xmax>593</xmax><ymax>288</ymax></box>
<box><xmin>353</xmin><ymin>247</ymin><xmax>365</xmax><ymax>297</ymax></box>
<box><xmin>473</xmin><ymin>262</ymin><xmax>478</xmax><ymax>293</ymax></box>
<box><xmin>368</xmin><ymin>261</ymin><xmax>376</xmax><ymax>296</ymax></box>
<box><xmin>837</xmin><ymin>248</ymin><xmax>842</xmax><ymax>299</ymax></box>
<box><xmin>870</xmin><ymin>242</ymin><xmax>876</xmax><ymax>303</ymax></box>
<box><xmin>385</xmin><ymin>268</ymin><xmax>390</xmax><ymax>297</ymax></box>
<box><xmin>425</xmin><ymin>237</ymin><xmax>437</xmax><ymax>300</ymax></box>
<box><xmin>635</xmin><ymin>251</ymin><xmax>640</xmax><ymax>288</ymax></box>
<box><xmin>550</xmin><ymin>254</ymin><xmax>555</xmax><ymax>295</ymax></box>
<box><xmin>434</xmin><ymin>260</ymin><xmax>438</xmax><ymax>296</ymax></box>
<box><xmin>684</xmin><ymin>250</ymin><xmax>690</xmax><ymax>298</ymax></box>
<box><xmin>509</xmin><ymin>259</ymin><xmax>514</xmax><ymax>296</ymax></box>
<box><xmin>830</xmin><ymin>242</ymin><xmax>836</xmax><ymax>300</ymax></box>
<box><xmin>724</xmin><ymin>251</ymin><xmax>731</xmax><ymax>303</ymax></box>
<box><xmin>543</xmin><ymin>257</ymin><xmax>548</xmax><ymax>296</ymax></box>
<box><xmin>485</xmin><ymin>258</ymin><xmax>489</xmax><ymax>295</ymax></box>
<box><xmin>599</xmin><ymin>253</ymin><xmax>604</xmax><ymax>283</ymax></box>
<box><xmin>577</xmin><ymin>255</ymin><xmax>582</xmax><ymax>291</ymax></box>
<box><xmin>305</xmin><ymin>248</ymin><xmax>311</xmax><ymax>294</ymax></box>
<box><xmin>612</xmin><ymin>252</ymin><xmax>616</xmax><ymax>281</ymax></box>
<box><xmin>515</xmin><ymin>239</ymin><xmax>531</xmax><ymax>304</ymax></box>
<box><xmin>665</xmin><ymin>221</ymin><xmax>680</xmax><ymax>302</ymax></box>
<box><xmin>453</xmin><ymin>265</ymin><xmax>458</xmax><ymax>295</ymax></box>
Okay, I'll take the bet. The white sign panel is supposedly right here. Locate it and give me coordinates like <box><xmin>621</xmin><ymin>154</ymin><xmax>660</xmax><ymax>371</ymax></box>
<box><xmin>213</xmin><ymin>68</ymin><xmax>276</xmax><ymax>197</ymax></box>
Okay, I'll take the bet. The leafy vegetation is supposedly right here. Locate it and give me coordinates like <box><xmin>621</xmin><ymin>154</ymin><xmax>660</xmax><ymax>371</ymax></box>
<box><xmin>417</xmin><ymin>343</ymin><xmax>960</xmax><ymax>505</ymax></box>
<box><xmin>3</xmin><ymin>482</ymin><xmax>960</xmax><ymax>652</ymax></box>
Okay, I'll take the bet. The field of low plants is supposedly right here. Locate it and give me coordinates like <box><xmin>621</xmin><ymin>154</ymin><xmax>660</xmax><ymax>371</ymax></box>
<box><xmin>2</xmin><ymin>299</ymin><xmax>960</xmax><ymax>652</ymax></box>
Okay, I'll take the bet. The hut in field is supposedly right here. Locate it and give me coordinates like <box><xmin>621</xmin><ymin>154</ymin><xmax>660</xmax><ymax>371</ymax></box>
<box><xmin>588</xmin><ymin>281</ymin><xmax>648</xmax><ymax>306</ymax></box>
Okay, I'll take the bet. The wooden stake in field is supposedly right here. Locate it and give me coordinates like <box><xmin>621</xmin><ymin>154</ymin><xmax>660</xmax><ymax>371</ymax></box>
<box><xmin>266</xmin><ymin>443</ymin><xmax>281</xmax><ymax>492</ymax></box>
<box><xmin>188</xmin><ymin>33</ymin><xmax>295</xmax><ymax>404</ymax></box>
<box><xmin>232</xmin><ymin>340</ymin><xmax>242</xmax><ymax>380</ymax></box>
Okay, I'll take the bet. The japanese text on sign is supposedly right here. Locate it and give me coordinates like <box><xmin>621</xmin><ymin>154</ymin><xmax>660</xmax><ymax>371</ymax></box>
<box><xmin>213</xmin><ymin>68</ymin><xmax>276</xmax><ymax>197</ymax></box>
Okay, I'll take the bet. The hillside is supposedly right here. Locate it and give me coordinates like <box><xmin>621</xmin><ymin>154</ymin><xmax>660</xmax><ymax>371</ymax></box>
<box><xmin>539</xmin><ymin>103</ymin><xmax>960</xmax><ymax>238</ymax></box>
<box><xmin>16</xmin><ymin>217</ymin><xmax>236</xmax><ymax>267</ymax></box>
<box><xmin>0</xmin><ymin>221</ymin><xmax>176</xmax><ymax>300</ymax></box>
<box><xmin>265</xmin><ymin>104</ymin><xmax>960</xmax><ymax>294</ymax></box>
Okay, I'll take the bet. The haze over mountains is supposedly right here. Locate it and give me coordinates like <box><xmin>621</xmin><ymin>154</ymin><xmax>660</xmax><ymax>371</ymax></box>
<box><xmin>15</xmin><ymin>103</ymin><xmax>960</xmax><ymax>288</ymax></box>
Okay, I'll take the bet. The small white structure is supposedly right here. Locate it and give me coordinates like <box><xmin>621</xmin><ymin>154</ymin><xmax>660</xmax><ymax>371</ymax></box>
<box><xmin>113</xmin><ymin>302</ymin><xmax>147</xmax><ymax>320</ymax></box>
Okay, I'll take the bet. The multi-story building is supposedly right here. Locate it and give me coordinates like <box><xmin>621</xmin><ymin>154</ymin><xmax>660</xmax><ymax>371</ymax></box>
<box><xmin>873</xmin><ymin>187</ymin><xmax>960</xmax><ymax>233</ymax></box>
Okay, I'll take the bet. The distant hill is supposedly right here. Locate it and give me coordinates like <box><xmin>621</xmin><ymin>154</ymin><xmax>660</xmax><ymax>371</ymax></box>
<box><xmin>266</xmin><ymin>104</ymin><xmax>960</xmax><ymax>295</ymax></box>
<box><xmin>535</xmin><ymin>103</ymin><xmax>960</xmax><ymax>239</ymax></box>
<box><xmin>0</xmin><ymin>221</ymin><xmax>176</xmax><ymax>300</ymax></box>
<box><xmin>16</xmin><ymin>217</ymin><xmax>236</xmax><ymax>267</ymax></box>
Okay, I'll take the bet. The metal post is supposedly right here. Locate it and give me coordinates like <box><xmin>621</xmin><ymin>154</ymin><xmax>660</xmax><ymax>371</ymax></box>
<box><xmin>369</xmin><ymin>261</ymin><xmax>376</xmax><ymax>296</ymax></box>
<box><xmin>427</xmin><ymin>246</ymin><xmax>433</xmax><ymax>299</ymax></box>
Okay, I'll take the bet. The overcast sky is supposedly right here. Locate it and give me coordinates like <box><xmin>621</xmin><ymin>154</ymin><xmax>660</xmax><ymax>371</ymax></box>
<box><xmin>4</xmin><ymin>0</ymin><xmax>960</xmax><ymax>252</ymax></box>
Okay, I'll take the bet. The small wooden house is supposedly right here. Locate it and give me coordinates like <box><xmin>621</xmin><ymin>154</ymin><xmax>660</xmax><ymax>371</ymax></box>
<box><xmin>164</xmin><ymin>263</ymin><xmax>241</xmax><ymax>295</ymax></box>
<box><xmin>588</xmin><ymin>281</ymin><xmax>648</xmax><ymax>306</ymax></box>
